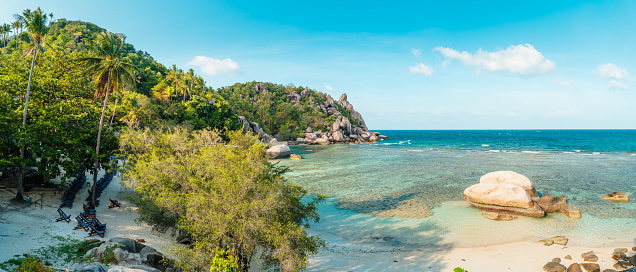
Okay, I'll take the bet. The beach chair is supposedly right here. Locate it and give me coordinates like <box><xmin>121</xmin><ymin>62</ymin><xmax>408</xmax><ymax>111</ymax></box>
<box><xmin>55</xmin><ymin>208</ymin><xmax>71</xmax><ymax>223</ymax></box>
<box><xmin>108</xmin><ymin>199</ymin><xmax>121</xmax><ymax>208</ymax></box>
<box><xmin>88</xmin><ymin>221</ymin><xmax>105</xmax><ymax>238</ymax></box>
<box><xmin>92</xmin><ymin>217</ymin><xmax>107</xmax><ymax>230</ymax></box>
<box><xmin>73</xmin><ymin>215</ymin><xmax>89</xmax><ymax>231</ymax></box>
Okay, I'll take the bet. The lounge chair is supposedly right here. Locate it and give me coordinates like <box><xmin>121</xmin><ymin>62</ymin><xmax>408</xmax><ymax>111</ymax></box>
<box><xmin>56</xmin><ymin>208</ymin><xmax>71</xmax><ymax>223</ymax></box>
<box><xmin>73</xmin><ymin>215</ymin><xmax>89</xmax><ymax>231</ymax></box>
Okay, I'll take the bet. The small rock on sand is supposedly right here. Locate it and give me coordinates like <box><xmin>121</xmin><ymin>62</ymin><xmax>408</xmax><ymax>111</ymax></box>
<box><xmin>611</xmin><ymin>248</ymin><xmax>628</xmax><ymax>261</ymax></box>
<box><xmin>539</xmin><ymin>236</ymin><xmax>568</xmax><ymax>246</ymax></box>
<box><xmin>567</xmin><ymin>263</ymin><xmax>583</xmax><ymax>272</ymax></box>
<box><xmin>579</xmin><ymin>263</ymin><xmax>600</xmax><ymax>272</ymax></box>
<box><xmin>544</xmin><ymin>261</ymin><xmax>567</xmax><ymax>272</ymax></box>
<box><xmin>564</xmin><ymin>255</ymin><xmax>572</xmax><ymax>260</ymax></box>
<box><xmin>581</xmin><ymin>251</ymin><xmax>598</xmax><ymax>262</ymax></box>
<box><xmin>290</xmin><ymin>153</ymin><xmax>302</xmax><ymax>160</ymax></box>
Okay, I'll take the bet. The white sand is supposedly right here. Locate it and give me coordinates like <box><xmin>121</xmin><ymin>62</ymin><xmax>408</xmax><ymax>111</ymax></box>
<box><xmin>0</xmin><ymin>171</ymin><xmax>174</xmax><ymax>268</ymax></box>
<box><xmin>1</xmin><ymin>173</ymin><xmax>634</xmax><ymax>271</ymax></box>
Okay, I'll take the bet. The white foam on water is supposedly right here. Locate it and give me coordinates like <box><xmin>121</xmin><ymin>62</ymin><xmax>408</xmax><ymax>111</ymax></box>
<box><xmin>522</xmin><ymin>151</ymin><xmax>541</xmax><ymax>154</ymax></box>
<box><xmin>482</xmin><ymin>144</ymin><xmax>489</xmax><ymax>147</ymax></box>
<box><xmin>563</xmin><ymin>152</ymin><xmax>574</xmax><ymax>154</ymax></box>
<box><xmin>489</xmin><ymin>150</ymin><xmax>500</xmax><ymax>152</ymax></box>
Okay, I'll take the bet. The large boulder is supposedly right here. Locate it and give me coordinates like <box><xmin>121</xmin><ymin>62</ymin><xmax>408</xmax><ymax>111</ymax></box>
<box><xmin>333</xmin><ymin>131</ymin><xmax>345</xmax><ymax>142</ymax></box>
<box><xmin>255</xmin><ymin>83</ymin><xmax>267</xmax><ymax>94</ymax></box>
<box><xmin>300</xmin><ymin>88</ymin><xmax>311</xmax><ymax>97</ymax></box>
<box><xmin>315</xmin><ymin>138</ymin><xmax>329</xmax><ymax>145</ymax></box>
<box><xmin>287</xmin><ymin>91</ymin><xmax>302</xmax><ymax>105</ymax></box>
<box><xmin>265</xmin><ymin>144</ymin><xmax>290</xmax><ymax>159</ymax></box>
<box><xmin>480</xmin><ymin>171</ymin><xmax>538</xmax><ymax>197</ymax></box>
<box><xmin>464</xmin><ymin>182</ymin><xmax>545</xmax><ymax>217</ymax></box>
<box><xmin>74</xmin><ymin>263</ymin><xmax>108</xmax><ymax>272</ymax></box>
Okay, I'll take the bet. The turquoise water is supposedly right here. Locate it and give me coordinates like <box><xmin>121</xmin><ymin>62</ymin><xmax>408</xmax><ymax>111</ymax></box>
<box><xmin>278</xmin><ymin>130</ymin><xmax>636</xmax><ymax>248</ymax></box>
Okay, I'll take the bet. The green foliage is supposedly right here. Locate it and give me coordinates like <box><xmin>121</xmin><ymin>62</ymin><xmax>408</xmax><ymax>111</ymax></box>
<box><xmin>120</xmin><ymin>128</ymin><xmax>326</xmax><ymax>272</ymax></box>
<box><xmin>216</xmin><ymin>82</ymin><xmax>332</xmax><ymax>140</ymax></box>
<box><xmin>210</xmin><ymin>247</ymin><xmax>240</xmax><ymax>272</ymax></box>
<box><xmin>454</xmin><ymin>267</ymin><xmax>468</xmax><ymax>272</ymax></box>
<box><xmin>14</xmin><ymin>257</ymin><xmax>55</xmax><ymax>272</ymax></box>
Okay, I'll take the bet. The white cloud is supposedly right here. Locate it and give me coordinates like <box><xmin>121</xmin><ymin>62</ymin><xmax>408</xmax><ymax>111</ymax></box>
<box><xmin>553</xmin><ymin>80</ymin><xmax>571</xmax><ymax>86</ymax></box>
<box><xmin>596</xmin><ymin>63</ymin><xmax>629</xmax><ymax>79</ymax></box>
<box><xmin>324</xmin><ymin>85</ymin><xmax>334</xmax><ymax>91</ymax></box>
<box><xmin>411</xmin><ymin>48</ymin><xmax>422</xmax><ymax>58</ymax></box>
<box><xmin>608</xmin><ymin>80</ymin><xmax>628</xmax><ymax>89</ymax></box>
<box><xmin>544</xmin><ymin>110</ymin><xmax>576</xmax><ymax>118</ymax></box>
<box><xmin>433</xmin><ymin>44</ymin><xmax>555</xmax><ymax>76</ymax></box>
<box><xmin>504</xmin><ymin>112</ymin><xmax>516</xmax><ymax>117</ymax></box>
<box><xmin>409</xmin><ymin>63</ymin><xmax>434</xmax><ymax>76</ymax></box>
<box><xmin>186</xmin><ymin>56</ymin><xmax>241</xmax><ymax>76</ymax></box>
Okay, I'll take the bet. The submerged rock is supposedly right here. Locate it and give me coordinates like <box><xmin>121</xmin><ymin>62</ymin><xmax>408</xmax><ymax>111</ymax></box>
<box><xmin>560</xmin><ymin>205</ymin><xmax>581</xmax><ymax>219</ymax></box>
<box><xmin>481</xmin><ymin>211</ymin><xmax>518</xmax><ymax>221</ymax></box>
<box><xmin>536</xmin><ymin>194</ymin><xmax>567</xmax><ymax>213</ymax></box>
<box><xmin>337</xmin><ymin>197</ymin><xmax>433</xmax><ymax>218</ymax></box>
<box><xmin>602</xmin><ymin>192</ymin><xmax>629</xmax><ymax>202</ymax></box>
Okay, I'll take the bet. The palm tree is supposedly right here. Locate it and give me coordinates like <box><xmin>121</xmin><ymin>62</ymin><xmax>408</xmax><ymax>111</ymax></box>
<box><xmin>79</xmin><ymin>32</ymin><xmax>136</xmax><ymax>206</ymax></box>
<box><xmin>184</xmin><ymin>68</ymin><xmax>195</xmax><ymax>102</ymax></box>
<box><xmin>166</xmin><ymin>64</ymin><xmax>182</xmax><ymax>102</ymax></box>
<box><xmin>15</xmin><ymin>7</ymin><xmax>50</xmax><ymax>201</ymax></box>
<box><xmin>11</xmin><ymin>20</ymin><xmax>22</xmax><ymax>49</ymax></box>
<box><xmin>0</xmin><ymin>23</ymin><xmax>10</xmax><ymax>48</ymax></box>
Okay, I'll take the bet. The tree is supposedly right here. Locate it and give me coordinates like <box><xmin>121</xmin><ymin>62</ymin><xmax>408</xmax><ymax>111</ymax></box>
<box><xmin>11</xmin><ymin>20</ymin><xmax>22</xmax><ymax>49</ymax></box>
<box><xmin>14</xmin><ymin>7</ymin><xmax>50</xmax><ymax>200</ymax></box>
<box><xmin>120</xmin><ymin>128</ymin><xmax>325</xmax><ymax>272</ymax></box>
<box><xmin>0</xmin><ymin>23</ymin><xmax>10</xmax><ymax>48</ymax></box>
<box><xmin>79</xmin><ymin>31</ymin><xmax>136</xmax><ymax>206</ymax></box>
<box><xmin>184</xmin><ymin>68</ymin><xmax>195</xmax><ymax>102</ymax></box>
<box><xmin>166</xmin><ymin>64</ymin><xmax>182</xmax><ymax>102</ymax></box>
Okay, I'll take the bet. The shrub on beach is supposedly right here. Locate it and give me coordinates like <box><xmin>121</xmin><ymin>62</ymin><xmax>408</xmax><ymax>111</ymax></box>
<box><xmin>14</xmin><ymin>257</ymin><xmax>55</xmax><ymax>272</ymax></box>
<box><xmin>120</xmin><ymin>127</ymin><xmax>325</xmax><ymax>272</ymax></box>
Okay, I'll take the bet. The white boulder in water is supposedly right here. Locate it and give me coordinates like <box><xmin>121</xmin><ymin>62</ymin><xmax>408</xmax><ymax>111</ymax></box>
<box><xmin>479</xmin><ymin>170</ymin><xmax>538</xmax><ymax>197</ymax></box>
<box><xmin>265</xmin><ymin>144</ymin><xmax>290</xmax><ymax>159</ymax></box>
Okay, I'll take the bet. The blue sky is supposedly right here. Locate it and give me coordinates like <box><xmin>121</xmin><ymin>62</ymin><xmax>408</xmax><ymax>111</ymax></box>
<box><xmin>2</xmin><ymin>0</ymin><xmax>635</xmax><ymax>129</ymax></box>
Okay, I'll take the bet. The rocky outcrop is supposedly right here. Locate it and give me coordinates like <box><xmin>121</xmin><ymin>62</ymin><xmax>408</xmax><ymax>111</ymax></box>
<box><xmin>287</xmin><ymin>91</ymin><xmax>301</xmax><ymax>105</ymax></box>
<box><xmin>81</xmin><ymin>237</ymin><xmax>175</xmax><ymax>272</ymax></box>
<box><xmin>465</xmin><ymin>171</ymin><xmax>583</xmax><ymax>219</ymax></box>
<box><xmin>602</xmin><ymin>192</ymin><xmax>629</xmax><ymax>202</ymax></box>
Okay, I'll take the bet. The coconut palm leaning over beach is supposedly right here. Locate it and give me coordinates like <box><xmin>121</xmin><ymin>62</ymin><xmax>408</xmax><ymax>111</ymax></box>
<box><xmin>78</xmin><ymin>31</ymin><xmax>136</xmax><ymax>207</ymax></box>
<box><xmin>15</xmin><ymin>7</ymin><xmax>50</xmax><ymax>201</ymax></box>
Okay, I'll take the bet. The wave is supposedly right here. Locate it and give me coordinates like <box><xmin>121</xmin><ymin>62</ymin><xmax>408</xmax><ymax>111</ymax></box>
<box><xmin>482</xmin><ymin>144</ymin><xmax>489</xmax><ymax>147</ymax></box>
<box><xmin>489</xmin><ymin>150</ymin><xmax>500</xmax><ymax>152</ymax></box>
<box><xmin>521</xmin><ymin>151</ymin><xmax>541</xmax><ymax>154</ymax></box>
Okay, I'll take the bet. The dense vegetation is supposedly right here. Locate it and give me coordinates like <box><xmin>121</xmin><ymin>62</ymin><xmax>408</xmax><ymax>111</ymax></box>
<box><xmin>217</xmin><ymin>82</ymin><xmax>354</xmax><ymax>140</ymax></box>
<box><xmin>1</xmin><ymin>8</ymin><xmax>326</xmax><ymax>271</ymax></box>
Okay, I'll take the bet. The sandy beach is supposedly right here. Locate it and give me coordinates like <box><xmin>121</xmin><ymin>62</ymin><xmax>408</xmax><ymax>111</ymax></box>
<box><xmin>0</xmin><ymin>172</ymin><xmax>634</xmax><ymax>271</ymax></box>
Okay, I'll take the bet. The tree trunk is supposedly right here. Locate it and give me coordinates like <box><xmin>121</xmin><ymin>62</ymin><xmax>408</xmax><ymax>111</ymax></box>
<box><xmin>109</xmin><ymin>96</ymin><xmax>119</xmax><ymax>126</ymax></box>
<box><xmin>17</xmin><ymin>41</ymin><xmax>39</xmax><ymax>201</ymax></box>
<box><xmin>92</xmin><ymin>74</ymin><xmax>112</xmax><ymax>207</ymax></box>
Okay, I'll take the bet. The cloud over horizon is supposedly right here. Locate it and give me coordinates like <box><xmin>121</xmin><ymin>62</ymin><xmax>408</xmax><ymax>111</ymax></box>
<box><xmin>596</xmin><ymin>63</ymin><xmax>630</xmax><ymax>79</ymax></box>
<box><xmin>434</xmin><ymin>44</ymin><xmax>555</xmax><ymax>76</ymax></box>
<box><xmin>609</xmin><ymin>80</ymin><xmax>628</xmax><ymax>89</ymax></box>
<box><xmin>409</xmin><ymin>63</ymin><xmax>434</xmax><ymax>76</ymax></box>
<box><xmin>187</xmin><ymin>56</ymin><xmax>241</xmax><ymax>76</ymax></box>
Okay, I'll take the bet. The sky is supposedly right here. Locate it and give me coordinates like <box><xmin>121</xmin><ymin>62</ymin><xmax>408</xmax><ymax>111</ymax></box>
<box><xmin>2</xmin><ymin>0</ymin><xmax>635</xmax><ymax>129</ymax></box>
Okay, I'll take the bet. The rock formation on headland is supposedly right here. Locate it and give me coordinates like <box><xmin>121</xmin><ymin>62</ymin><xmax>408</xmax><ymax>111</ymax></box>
<box><xmin>236</xmin><ymin>84</ymin><xmax>388</xmax><ymax>159</ymax></box>
<box><xmin>464</xmin><ymin>171</ymin><xmax>581</xmax><ymax>219</ymax></box>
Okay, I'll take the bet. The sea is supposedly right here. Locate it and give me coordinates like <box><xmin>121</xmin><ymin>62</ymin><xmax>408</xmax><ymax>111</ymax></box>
<box><xmin>278</xmin><ymin>130</ymin><xmax>636</xmax><ymax>249</ymax></box>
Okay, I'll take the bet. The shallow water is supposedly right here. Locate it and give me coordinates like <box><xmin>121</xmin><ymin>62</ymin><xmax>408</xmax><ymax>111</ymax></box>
<box><xmin>279</xmin><ymin>130</ymin><xmax>636</xmax><ymax>248</ymax></box>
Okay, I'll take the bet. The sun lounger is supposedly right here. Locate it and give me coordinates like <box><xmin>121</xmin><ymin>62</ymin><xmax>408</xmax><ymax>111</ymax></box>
<box><xmin>55</xmin><ymin>208</ymin><xmax>71</xmax><ymax>223</ymax></box>
<box><xmin>73</xmin><ymin>215</ymin><xmax>89</xmax><ymax>231</ymax></box>
<box><xmin>108</xmin><ymin>199</ymin><xmax>121</xmax><ymax>208</ymax></box>
<box><xmin>88</xmin><ymin>221</ymin><xmax>105</xmax><ymax>238</ymax></box>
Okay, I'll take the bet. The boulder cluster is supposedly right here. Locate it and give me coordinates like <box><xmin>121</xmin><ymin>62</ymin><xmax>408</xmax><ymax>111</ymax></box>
<box><xmin>75</xmin><ymin>237</ymin><xmax>175</xmax><ymax>272</ymax></box>
<box><xmin>463</xmin><ymin>171</ymin><xmax>581</xmax><ymax>220</ymax></box>
<box><xmin>542</xmin><ymin>248</ymin><xmax>636</xmax><ymax>272</ymax></box>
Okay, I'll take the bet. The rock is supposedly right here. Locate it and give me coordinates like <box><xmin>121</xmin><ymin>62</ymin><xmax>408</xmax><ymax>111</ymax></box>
<box><xmin>567</xmin><ymin>263</ymin><xmax>583</xmax><ymax>272</ymax></box>
<box><xmin>261</xmin><ymin>134</ymin><xmax>274</xmax><ymax>145</ymax></box>
<box><xmin>74</xmin><ymin>263</ymin><xmax>108</xmax><ymax>272</ymax></box>
<box><xmin>287</xmin><ymin>91</ymin><xmax>302</xmax><ymax>105</ymax></box>
<box><xmin>296</xmin><ymin>138</ymin><xmax>306</xmax><ymax>144</ymax></box>
<box><xmin>614</xmin><ymin>262</ymin><xmax>628</xmax><ymax>271</ymax></box>
<box><xmin>255</xmin><ymin>83</ymin><xmax>267</xmax><ymax>93</ymax></box>
<box><xmin>553</xmin><ymin>258</ymin><xmax>562</xmax><ymax>263</ymax></box>
<box><xmin>633</xmin><ymin>247</ymin><xmax>636</xmax><ymax>251</ymax></box>
<box><xmin>109</xmin><ymin>238</ymin><xmax>146</xmax><ymax>253</ymax></box>
<box><xmin>565</xmin><ymin>255</ymin><xmax>572</xmax><ymax>260</ymax></box>
<box><xmin>113</xmin><ymin>248</ymin><xmax>128</xmax><ymax>263</ymax></box>
<box><xmin>464</xmin><ymin>182</ymin><xmax>545</xmax><ymax>217</ymax></box>
<box><xmin>300</xmin><ymin>89</ymin><xmax>311</xmax><ymax>97</ymax></box>
<box><xmin>305</xmin><ymin>127</ymin><xmax>313</xmax><ymax>133</ymax></box>
<box><xmin>145</xmin><ymin>253</ymin><xmax>169</xmax><ymax>271</ymax></box>
<box><xmin>265</xmin><ymin>144</ymin><xmax>290</xmax><ymax>159</ymax></box>
<box><xmin>316</xmin><ymin>138</ymin><xmax>329</xmax><ymax>145</ymax></box>
<box><xmin>84</xmin><ymin>248</ymin><xmax>97</xmax><ymax>260</ymax></box>
<box><xmin>560</xmin><ymin>205</ymin><xmax>581</xmax><ymax>219</ymax></box>
<box><xmin>631</xmin><ymin>254</ymin><xmax>636</xmax><ymax>266</ymax></box>
<box><xmin>379</xmin><ymin>135</ymin><xmax>390</xmax><ymax>140</ymax></box>
<box><xmin>602</xmin><ymin>192</ymin><xmax>629</xmax><ymax>202</ymax></box>
<box><xmin>290</xmin><ymin>154</ymin><xmax>302</xmax><ymax>160</ymax></box>
<box><xmin>481</xmin><ymin>211</ymin><xmax>518</xmax><ymax>221</ymax></box>
<box><xmin>333</xmin><ymin>131</ymin><xmax>345</xmax><ymax>142</ymax></box>
<box><xmin>325</xmin><ymin>95</ymin><xmax>335</xmax><ymax>108</ymax></box>
<box><xmin>581</xmin><ymin>251</ymin><xmax>598</xmax><ymax>262</ymax></box>
<box><xmin>536</xmin><ymin>194</ymin><xmax>567</xmax><ymax>213</ymax></box>
<box><xmin>544</xmin><ymin>261</ymin><xmax>567</xmax><ymax>272</ymax></box>
<box><xmin>108</xmin><ymin>266</ymin><xmax>161</xmax><ymax>272</ymax></box>
<box><xmin>579</xmin><ymin>263</ymin><xmax>600</xmax><ymax>272</ymax></box>
<box><xmin>603</xmin><ymin>269</ymin><xmax>618</xmax><ymax>272</ymax></box>
<box><xmin>611</xmin><ymin>248</ymin><xmax>629</xmax><ymax>261</ymax></box>
<box><xmin>539</xmin><ymin>236</ymin><xmax>568</xmax><ymax>246</ymax></box>
<box><xmin>332</xmin><ymin>121</ymin><xmax>341</xmax><ymax>132</ymax></box>
<box><xmin>369</xmin><ymin>135</ymin><xmax>380</xmax><ymax>142</ymax></box>
<box><xmin>479</xmin><ymin>171</ymin><xmax>538</xmax><ymax>197</ymax></box>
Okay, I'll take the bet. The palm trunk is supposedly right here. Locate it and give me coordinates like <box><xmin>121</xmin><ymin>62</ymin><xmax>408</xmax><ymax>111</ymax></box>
<box><xmin>92</xmin><ymin>75</ymin><xmax>112</xmax><ymax>207</ymax></box>
<box><xmin>17</xmin><ymin>41</ymin><xmax>39</xmax><ymax>200</ymax></box>
<box><xmin>109</xmin><ymin>96</ymin><xmax>119</xmax><ymax>126</ymax></box>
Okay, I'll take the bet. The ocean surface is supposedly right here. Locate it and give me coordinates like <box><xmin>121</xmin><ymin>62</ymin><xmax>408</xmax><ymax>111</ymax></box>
<box><xmin>278</xmin><ymin>130</ymin><xmax>636</xmax><ymax>249</ymax></box>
